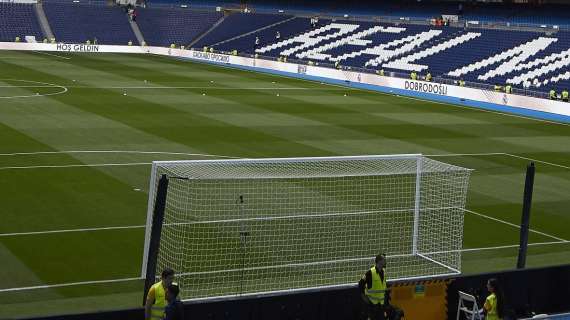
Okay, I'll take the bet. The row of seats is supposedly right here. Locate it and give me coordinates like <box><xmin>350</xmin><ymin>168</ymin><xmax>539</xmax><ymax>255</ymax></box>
<box><xmin>182</xmin><ymin>0</ymin><xmax>570</xmax><ymax>27</ymax></box>
<box><xmin>194</xmin><ymin>13</ymin><xmax>292</xmax><ymax>49</ymax></box>
<box><xmin>204</xmin><ymin>18</ymin><xmax>570</xmax><ymax>93</ymax></box>
<box><xmin>0</xmin><ymin>3</ymin><xmax>43</xmax><ymax>42</ymax></box>
<box><xmin>136</xmin><ymin>8</ymin><xmax>222</xmax><ymax>47</ymax></box>
<box><xmin>43</xmin><ymin>2</ymin><xmax>137</xmax><ymax>45</ymax></box>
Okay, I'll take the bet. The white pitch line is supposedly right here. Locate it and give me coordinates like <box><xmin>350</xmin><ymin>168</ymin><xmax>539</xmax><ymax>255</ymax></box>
<box><xmin>0</xmin><ymin>85</ymin><xmax>57</xmax><ymax>88</ymax></box>
<box><xmin>427</xmin><ymin>152</ymin><xmax>570</xmax><ymax>170</ymax></box>
<box><xmin>32</xmin><ymin>50</ymin><xmax>71</xmax><ymax>60</ymax></box>
<box><xmin>0</xmin><ymin>150</ymin><xmax>240</xmax><ymax>159</ymax></box>
<box><xmin>462</xmin><ymin>240</ymin><xmax>570</xmax><ymax>252</ymax></box>
<box><xmin>0</xmin><ymin>151</ymin><xmax>568</xmax><ymax>172</ymax></box>
<box><xmin>0</xmin><ymin>78</ymin><xmax>68</xmax><ymax>99</ymax></box>
<box><xmin>422</xmin><ymin>239</ymin><xmax>570</xmax><ymax>255</ymax></box>
<box><xmin>464</xmin><ymin>208</ymin><xmax>567</xmax><ymax>242</ymax></box>
<box><xmin>2</xmin><ymin>239</ymin><xmax>570</xmax><ymax>292</ymax></box>
<box><xmin>65</xmin><ymin>86</ymin><xmax>348</xmax><ymax>90</ymax></box>
<box><xmin>0</xmin><ymin>277</ymin><xmax>141</xmax><ymax>293</ymax></box>
<box><xmin>504</xmin><ymin>153</ymin><xmax>570</xmax><ymax>170</ymax></box>
<box><xmin>0</xmin><ymin>162</ymin><xmax>151</xmax><ymax>170</ymax></box>
<box><xmin>0</xmin><ymin>224</ymin><xmax>145</xmax><ymax>237</ymax></box>
<box><xmin>427</xmin><ymin>152</ymin><xmax>506</xmax><ymax>157</ymax></box>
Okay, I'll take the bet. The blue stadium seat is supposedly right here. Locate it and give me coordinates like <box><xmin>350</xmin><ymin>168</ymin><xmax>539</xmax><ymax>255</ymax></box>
<box><xmin>0</xmin><ymin>3</ymin><xmax>44</xmax><ymax>42</ymax></box>
<box><xmin>43</xmin><ymin>2</ymin><xmax>137</xmax><ymax>45</ymax></box>
<box><xmin>194</xmin><ymin>13</ymin><xmax>292</xmax><ymax>49</ymax></box>
<box><xmin>203</xmin><ymin>17</ymin><xmax>570</xmax><ymax>93</ymax></box>
<box><xmin>136</xmin><ymin>7</ymin><xmax>223</xmax><ymax>47</ymax></box>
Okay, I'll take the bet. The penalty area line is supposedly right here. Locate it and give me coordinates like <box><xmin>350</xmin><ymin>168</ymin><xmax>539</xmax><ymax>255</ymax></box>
<box><xmin>0</xmin><ymin>277</ymin><xmax>142</xmax><ymax>293</ymax></box>
<box><xmin>0</xmin><ymin>225</ymin><xmax>145</xmax><ymax>237</ymax></box>
<box><xmin>2</xmin><ymin>240</ymin><xmax>570</xmax><ymax>292</ymax></box>
<box><xmin>0</xmin><ymin>162</ymin><xmax>152</xmax><ymax>170</ymax></box>
<box><xmin>464</xmin><ymin>208</ymin><xmax>567</xmax><ymax>242</ymax></box>
<box><xmin>0</xmin><ymin>150</ymin><xmax>240</xmax><ymax>159</ymax></box>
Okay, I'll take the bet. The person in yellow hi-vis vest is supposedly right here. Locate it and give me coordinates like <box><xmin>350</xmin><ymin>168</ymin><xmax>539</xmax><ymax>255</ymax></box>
<box><xmin>145</xmin><ymin>268</ymin><xmax>175</xmax><ymax>320</ymax></box>
<box><xmin>359</xmin><ymin>253</ymin><xmax>387</xmax><ymax>320</ymax></box>
<box><xmin>484</xmin><ymin>278</ymin><xmax>505</xmax><ymax>320</ymax></box>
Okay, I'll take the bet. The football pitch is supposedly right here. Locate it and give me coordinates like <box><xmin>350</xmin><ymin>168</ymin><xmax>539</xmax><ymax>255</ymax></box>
<box><xmin>0</xmin><ymin>50</ymin><xmax>568</xmax><ymax>318</ymax></box>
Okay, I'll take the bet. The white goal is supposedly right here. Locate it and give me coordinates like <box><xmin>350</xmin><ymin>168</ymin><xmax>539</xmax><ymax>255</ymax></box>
<box><xmin>141</xmin><ymin>154</ymin><xmax>471</xmax><ymax>301</ymax></box>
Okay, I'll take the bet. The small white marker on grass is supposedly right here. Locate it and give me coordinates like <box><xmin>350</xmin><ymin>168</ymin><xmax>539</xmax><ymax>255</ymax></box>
<box><xmin>133</xmin><ymin>188</ymin><xmax>141</xmax><ymax>192</ymax></box>
<box><xmin>202</xmin><ymin>93</ymin><xmax>206</xmax><ymax>96</ymax></box>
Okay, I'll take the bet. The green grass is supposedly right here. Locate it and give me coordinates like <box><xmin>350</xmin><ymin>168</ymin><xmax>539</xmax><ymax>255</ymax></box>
<box><xmin>0</xmin><ymin>50</ymin><xmax>568</xmax><ymax>318</ymax></box>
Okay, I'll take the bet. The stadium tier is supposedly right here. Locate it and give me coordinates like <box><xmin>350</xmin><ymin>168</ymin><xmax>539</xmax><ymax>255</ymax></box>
<box><xmin>207</xmin><ymin>20</ymin><xmax>570</xmax><ymax>94</ymax></box>
<box><xmin>0</xmin><ymin>3</ymin><xmax>43</xmax><ymax>42</ymax></box>
<box><xmin>43</xmin><ymin>2</ymin><xmax>137</xmax><ymax>44</ymax></box>
<box><xmin>136</xmin><ymin>7</ymin><xmax>223</xmax><ymax>47</ymax></box>
<box><xmin>193</xmin><ymin>13</ymin><xmax>293</xmax><ymax>49</ymax></box>
<box><xmin>1</xmin><ymin>1</ymin><xmax>570</xmax><ymax>93</ymax></box>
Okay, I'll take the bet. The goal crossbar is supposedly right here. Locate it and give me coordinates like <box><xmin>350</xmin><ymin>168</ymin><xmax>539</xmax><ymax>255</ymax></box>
<box><xmin>141</xmin><ymin>154</ymin><xmax>471</xmax><ymax>301</ymax></box>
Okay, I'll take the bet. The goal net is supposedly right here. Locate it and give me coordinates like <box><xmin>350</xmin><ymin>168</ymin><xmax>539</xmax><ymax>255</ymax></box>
<box><xmin>142</xmin><ymin>155</ymin><xmax>471</xmax><ymax>301</ymax></box>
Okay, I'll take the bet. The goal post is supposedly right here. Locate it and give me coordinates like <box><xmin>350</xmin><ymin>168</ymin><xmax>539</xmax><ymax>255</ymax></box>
<box><xmin>141</xmin><ymin>155</ymin><xmax>472</xmax><ymax>301</ymax></box>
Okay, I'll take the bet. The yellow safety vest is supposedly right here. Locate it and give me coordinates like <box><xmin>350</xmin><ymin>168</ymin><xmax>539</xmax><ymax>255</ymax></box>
<box><xmin>485</xmin><ymin>293</ymin><xmax>501</xmax><ymax>320</ymax></box>
<box><xmin>562</xmin><ymin>91</ymin><xmax>569</xmax><ymax>99</ymax></box>
<box><xmin>150</xmin><ymin>281</ymin><xmax>167</xmax><ymax>320</ymax></box>
<box><xmin>550</xmin><ymin>90</ymin><xmax>556</xmax><ymax>98</ymax></box>
<box><xmin>365</xmin><ymin>266</ymin><xmax>387</xmax><ymax>305</ymax></box>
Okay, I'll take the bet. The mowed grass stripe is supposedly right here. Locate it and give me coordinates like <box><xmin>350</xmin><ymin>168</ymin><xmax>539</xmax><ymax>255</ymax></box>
<box><xmin>0</xmin><ymin>53</ymin><xmax>332</xmax><ymax>158</ymax></box>
<box><xmin>0</xmin><ymin>227</ymin><xmax>144</xmax><ymax>289</ymax></box>
<box><xmin>2</xmin><ymin>53</ymin><xmax>564</xmax><ymax>242</ymax></box>
<box><xmin>0</xmin><ymin>122</ymin><xmax>148</xmax><ymax>233</ymax></box>
<box><xmin>67</xmin><ymin>54</ymin><xmax>496</xmax><ymax>158</ymax></box>
<box><xmin>0</xmin><ymin>51</ymin><xmax>567</xmax><ymax>317</ymax></box>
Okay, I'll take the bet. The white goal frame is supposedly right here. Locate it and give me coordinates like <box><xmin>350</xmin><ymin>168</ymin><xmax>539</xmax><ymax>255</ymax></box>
<box><xmin>141</xmin><ymin>154</ymin><xmax>471</xmax><ymax>301</ymax></box>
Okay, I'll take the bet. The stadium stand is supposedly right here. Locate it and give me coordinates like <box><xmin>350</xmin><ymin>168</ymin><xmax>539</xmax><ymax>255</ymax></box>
<box><xmin>136</xmin><ymin>7</ymin><xmax>223</xmax><ymax>47</ymax></box>
<box><xmin>43</xmin><ymin>2</ymin><xmax>137</xmax><ymax>44</ymax></box>
<box><xmin>0</xmin><ymin>3</ymin><xmax>44</xmax><ymax>42</ymax></box>
<box><xmin>202</xmin><ymin>18</ymin><xmax>570</xmax><ymax>94</ymax></box>
<box><xmin>208</xmin><ymin>16</ymin><xmax>315</xmax><ymax>53</ymax></box>
<box><xmin>193</xmin><ymin>13</ymin><xmax>293</xmax><ymax>49</ymax></box>
<box><xmin>2</xmin><ymin>0</ymin><xmax>569</xmax><ymax>95</ymax></box>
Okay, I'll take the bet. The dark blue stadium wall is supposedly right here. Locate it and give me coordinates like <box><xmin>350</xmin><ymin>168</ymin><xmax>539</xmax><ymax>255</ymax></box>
<box><xmin>447</xmin><ymin>264</ymin><xmax>570</xmax><ymax>319</ymax></box>
<box><xmin>21</xmin><ymin>264</ymin><xmax>570</xmax><ymax>320</ymax></box>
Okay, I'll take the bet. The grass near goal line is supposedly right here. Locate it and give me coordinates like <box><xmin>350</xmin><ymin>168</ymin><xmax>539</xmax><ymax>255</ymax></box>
<box><xmin>0</xmin><ymin>50</ymin><xmax>568</xmax><ymax>317</ymax></box>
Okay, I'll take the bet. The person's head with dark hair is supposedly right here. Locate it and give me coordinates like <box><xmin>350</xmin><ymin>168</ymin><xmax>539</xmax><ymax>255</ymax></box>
<box><xmin>161</xmin><ymin>268</ymin><xmax>175</xmax><ymax>287</ymax></box>
<box><xmin>166</xmin><ymin>283</ymin><xmax>180</xmax><ymax>303</ymax></box>
<box><xmin>487</xmin><ymin>278</ymin><xmax>505</xmax><ymax>318</ymax></box>
<box><xmin>375</xmin><ymin>253</ymin><xmax>386</xmax><ymax>270</ymax></box>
